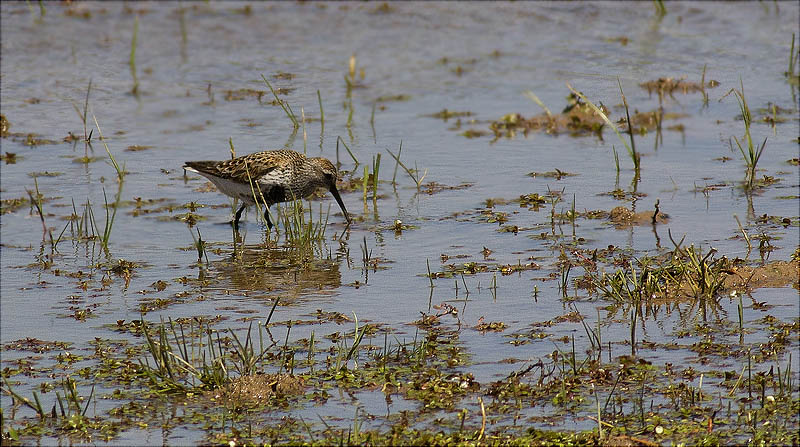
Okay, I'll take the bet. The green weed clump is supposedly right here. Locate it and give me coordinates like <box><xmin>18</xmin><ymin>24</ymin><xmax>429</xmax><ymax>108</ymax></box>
<box><xmin>278</xmin><ymin>199</ymin><xmax>329</xmax><ymax>250</ymax></box>
<box><xmin>139</xmin><ymin>316</ymin><xmax>277</xmax><ymax>392</ymax></box>
<box><xmin>593</xmin><ymin>243</ymin><xmax>728</xmax><ymax>304</ymax></box>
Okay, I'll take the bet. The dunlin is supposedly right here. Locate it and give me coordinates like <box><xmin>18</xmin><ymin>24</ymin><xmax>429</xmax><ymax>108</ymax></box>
<box><xmin>184</xmin><ymin>149</ymin><xmax>350</xmax><ymax>229</ymax></box>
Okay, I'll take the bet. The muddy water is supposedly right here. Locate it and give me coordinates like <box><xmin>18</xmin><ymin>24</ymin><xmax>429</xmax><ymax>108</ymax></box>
<box><xmin>2</xmin><ymin>1</ymin><xmax>798</xmax><ymax>444</ymax></box>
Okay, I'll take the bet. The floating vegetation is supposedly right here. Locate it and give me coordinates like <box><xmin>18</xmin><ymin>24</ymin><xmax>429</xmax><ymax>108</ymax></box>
<box><xmin>639</xmin><ymin>76</ymin><xmax>719</xmax><ymax>98</ymax></box>
<box><xmin>474</xmin><ymin>319</ymin><xmax>508</xmax><ymax>333</ymax></box>
<box><xmin>420</xmin><ymin>181</ymin><xmax>473</xmax><ymax>195</ymax></box>
<box><xmin>224</xmin><ymin>88</ymin><xmax>266</xmax><ymax>101</ymax></box>
<box><xmin>427</xmin><ymin>109</ymin><xmax>474</xmax><ymax>120</ymax></box>
<box><xmin>527</xmin><ymin>169</ymin><xmax>577</xmax><ymax>180</ymax></box>
<box><xmin>374</xmin><ymin>93</ymin><xmax>411</xmax><ymax>102</ymax></box>
<box><xmin>516</xmin><ymin>192</ymin><xmax>548</xmax><ymax>210</ymax></box>
<box><xmin>460</xmin><ymin>128</ymin><xmax>490</xmax><ymax>138</ymax></box>
<box><xmin>0</xmin><ymin>114</ymin><xmax>9</xmax><ymax>137</ymax></box>
<box><xmin>606</xmin><ymin>36</ymin><xmax>630</xmax><ymax>46</ymax></box>
<box><xmin>430</xmin><ymin>260</ymin><xmax>540</xmax><ymax>279</ymax></box>
<box><xmin>0</xmin><ymin>115</ymin><xmax>61</xmax><ymax>147</ymax></box>
<box><xmin>21</xmin><ymin>133</ymin><xmax>59</xmax><ymax>146</ymax></box>
<box><xmin>272</xmin><ymin>71</ymin><xmax>295</xmax><ymax>80</ymax></box>
<box><xmin>488</xmin><ymin>92</ymin><xmax>608</xmax><ymax>139</ymax></box>
<box><xmin>2</xmin><ymin>338</ymin><xmax>71</xmax><ymax>353</ymax></box>
<box><xmin>28</xmin><ymin>171</ymin><xmax>64</xmax><ymax>178</ymax></box>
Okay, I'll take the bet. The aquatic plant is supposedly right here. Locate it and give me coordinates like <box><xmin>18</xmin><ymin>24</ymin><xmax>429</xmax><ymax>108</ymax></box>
<box><xmin>372</xmin><ymin>153</ymin><xmax>381</xmax><ymax>202</ymax></box>
<box><xmin>724</xmin><ymin>80</ymin><xmax>768</xmax><ymax>189</ymax></box>
<box><xmin>336</xmin><ymin>135</ymin><xmax>359</xmax><ymax>165</ymax></box>
<box><xmin>139</xmin><ymin>316</ymin><xmax>279</xmax><ymax>392</ymax></box>
<box><xmin>386</xmin><ymin>141</ymin><xmax>427</xmax><ymax>189</ymax></box>
<box><xmin>129</xmin><ymin>15</ymin><xmax>139</xmax><ymax>95</ymax></box>
<box><xmin>653</xmin><ymin>0</ymin><xmax>666</xmax><ymax>16</ymax></box>
<box><xmin>92</xmin><ymin>114</ymin><xmax>126</xmax><ymax>183</ymax></box>
<box><xmin>317</xmin><ymin>89</ymin><xmax>324</xmax><ymax>131</ymax></box>
<box><xmin>277</xmin><ymin>199</ymin><xmax>329</xmax><ymax>249</ymax></box>
<box><xmin>566</xmin><ymin>81</ymin><xmax>640</xmax><ymax>174</ymax></box>
<box><xmin>261</xmin><ymin>74</ymin><xmax>298</xmax><ymax>128</ymax></box>
<box><xmin>68</xmin><ymin>80</ymin><xmax>93</xmax><ymax>161</ymax></box>
<box><xmin>99</xmin><ymin>187</ymin><xmax>121</xmax><ymax>251</ymax></box>
<box><xmin>786</xmin><ymin>33</ymin><xmax>799</xmax><ymax>84</ymax></box>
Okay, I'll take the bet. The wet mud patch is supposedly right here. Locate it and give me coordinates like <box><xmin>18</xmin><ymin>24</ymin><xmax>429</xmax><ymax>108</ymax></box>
<box><xmin>581</xmin><ymin>243</ymin><xmax>798</xmax><ymax>307</ymax></box>
<box><xmin>607</xmin><ymin>205</ymin><xmax>669</xmax><ymax>227</ymax></box>
<box><xmin>722</xmin><ymin>260</ymin><xmax>799</xmax><ymax>290</ymax></box>
<box><xmin>202</xmin><ymin>373</ymin><xmax>305</xmax><ymax>409</ymax></box>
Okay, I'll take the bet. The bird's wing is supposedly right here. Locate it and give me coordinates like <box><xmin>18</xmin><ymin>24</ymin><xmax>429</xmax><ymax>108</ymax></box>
<box><xmin>185</xmin><ymin>154</ymin><xmax>281</xmax><ymax>184</ymax></box>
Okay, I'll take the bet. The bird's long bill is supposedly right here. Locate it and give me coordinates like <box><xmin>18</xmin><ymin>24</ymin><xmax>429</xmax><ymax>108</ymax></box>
<box><xmin>329</xmin><ymin>185</ymin><xmax>351</xmax><ymax>224</ymax></box>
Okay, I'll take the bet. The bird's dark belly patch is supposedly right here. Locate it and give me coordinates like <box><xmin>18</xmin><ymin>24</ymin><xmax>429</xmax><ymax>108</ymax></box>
<box><xmin>237</xmin><ymin>184</ymin><xmax>286</xmax><ymax>205</ymax></box>
<box><xmin>262</xmin><ymin>185</ymin><xmax>288</xmax><ymax>205</ymax></box>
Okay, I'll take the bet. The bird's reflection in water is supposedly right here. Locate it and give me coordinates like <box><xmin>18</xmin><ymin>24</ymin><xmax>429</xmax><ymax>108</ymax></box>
<box><xmin>204</xmin><ymin>244</ymin><xmax>342</xmax><ymax>302</ymax></box>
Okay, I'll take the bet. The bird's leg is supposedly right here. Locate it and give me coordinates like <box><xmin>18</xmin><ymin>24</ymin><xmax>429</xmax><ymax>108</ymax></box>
<box><xmin>233</xmin><ymin>203</ymin><xmax>247</xmax><ymax>229</ymax></box>
<box><xmin>264</xmin><ymin>207</ymin><xmax>273</xmax><ymax>229</ymax></box>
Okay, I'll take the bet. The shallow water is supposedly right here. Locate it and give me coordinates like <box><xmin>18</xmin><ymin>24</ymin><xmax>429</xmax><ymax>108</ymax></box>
<box><xmin>2</xmin><ymin>1</ymin><xmax>798</xmax><ymax>444</ymax></box>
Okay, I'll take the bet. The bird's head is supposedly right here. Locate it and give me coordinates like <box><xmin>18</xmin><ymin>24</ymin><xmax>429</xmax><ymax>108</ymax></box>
<box><xmin>310</xmin><ymin>157</ymin><xmax>351</xmax><ymax>225</ymax></box>
<box><xmin>310</xmin><ymin>157</ymin><xmax>339</xmax><ymax>188</ymax></box>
